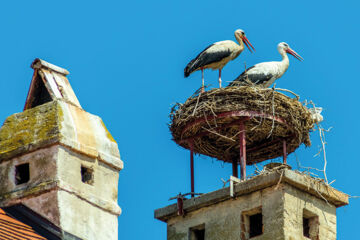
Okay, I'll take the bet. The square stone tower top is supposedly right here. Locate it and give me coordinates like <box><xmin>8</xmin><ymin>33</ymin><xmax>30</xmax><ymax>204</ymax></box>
<box><xmin>0</xmin><ymin>59</ymin><xmax>123</xmax><ymax>240</ymax></box>
<box><xmin>155</xmin><ymin>167</ymin><xmax>348</xmax><ymax>240</ymax></box>
<box><xmin>0</xmin><ymin>58</ymin><xmax>122</xmax><ymax>170</ymax></box>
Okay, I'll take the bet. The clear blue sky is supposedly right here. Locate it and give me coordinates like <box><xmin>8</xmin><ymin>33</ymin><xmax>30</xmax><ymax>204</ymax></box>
<box><xmin>0</xmin><ymin>1</ymin><xmax>359</xmax><ymax>239</ymax></box>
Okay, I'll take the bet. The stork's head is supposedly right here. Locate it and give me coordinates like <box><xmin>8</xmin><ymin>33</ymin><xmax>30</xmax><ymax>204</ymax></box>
<box><xmin>234</xmin><ymin>29</ymin><xmax>255</xmax><ymax>53</ymax></box>
<box><xmin>278</xmin><ymin>42</ymin><xmax>303</xmax><ymax>61</ymax></box>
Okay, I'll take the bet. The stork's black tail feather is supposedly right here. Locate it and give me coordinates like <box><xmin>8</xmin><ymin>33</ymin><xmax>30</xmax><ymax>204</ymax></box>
<box><xmin>228</xmin><ymin>74</ymin><xmax>247</xmax><ymax>87</ymax></box>
<box><xmin>228</xmin><ymin>66</ymin><xmax>257</xmax><ymax>87</ymax></box>
<box><xmin>184</xmin><ymin>59</ymin><xmax>197</xmax><ymax>78</ymax></box>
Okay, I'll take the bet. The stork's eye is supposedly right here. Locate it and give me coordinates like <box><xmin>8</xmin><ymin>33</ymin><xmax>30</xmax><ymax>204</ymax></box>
<box><xmin>242</xmin><ymin>32</ymin><xmax>245</xmax><ymax>35</ymax></box>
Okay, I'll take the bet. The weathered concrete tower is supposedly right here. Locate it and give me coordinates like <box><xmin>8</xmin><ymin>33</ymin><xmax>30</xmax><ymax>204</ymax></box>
<box><xmin>157</xmin><ymin>87</ymin><xmax>349</xmax><ymax>239</ymax></box>
<box><xmin>155</xmin><ymin>166</ymin><xmax>348</xmax><ymax>240</ymax></box>
<box><xmin>0</xmin><ymin>59</ymin><xmax>123</xmax><ymax>239</ymax></box>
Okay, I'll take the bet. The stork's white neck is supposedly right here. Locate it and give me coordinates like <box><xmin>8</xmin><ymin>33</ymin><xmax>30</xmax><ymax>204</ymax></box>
<box><xmin>235</xmin><ymin>35</ymin><xmax>245</xmax><ymax>51</ymax></box>
<box><xmin>279</xmin><ymin>48</ymin><xmax>290</xmax><ymax>73</ymax></box>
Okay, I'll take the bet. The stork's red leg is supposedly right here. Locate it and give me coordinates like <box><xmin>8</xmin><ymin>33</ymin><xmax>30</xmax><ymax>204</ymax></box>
<box><xmin>219</xmin><ymin>69</ymin><xmax>222</xmax><ymax>88</ymax></box>
<box><xmin>201</xmin><ymin>68</ymin><xmax>205</xmax><ymax>93</ymax></box>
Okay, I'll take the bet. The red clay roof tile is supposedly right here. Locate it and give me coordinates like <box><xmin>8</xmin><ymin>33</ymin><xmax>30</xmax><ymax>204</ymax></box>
<box><xmin>0</xmin><ymin>208</ymin><xmax>46</xmax><ymax>240</ymax></box>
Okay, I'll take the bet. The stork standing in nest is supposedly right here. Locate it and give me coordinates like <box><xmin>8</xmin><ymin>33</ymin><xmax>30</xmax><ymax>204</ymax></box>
<box><xmin>184</xmin><ymin>29</ymin><xmax>255</xmax><ymax>92</ymax></box>
<box><xmin>228</xmin><ymin>42</ymin><xmax>303</xmax><ymax>88</ymax></box>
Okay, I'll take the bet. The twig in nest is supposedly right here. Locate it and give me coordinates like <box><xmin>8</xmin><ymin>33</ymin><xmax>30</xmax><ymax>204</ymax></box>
<box><xmin>230</xmin><ymin>130</ymin><xmax>241</xmax><ymax>139</ymax></box>
<box><xmin>294</xmin><ymin>153</ymin><xmax>322</xmax><ymax>177</ymax></box>
<box><xmin>209</xmin><ymin>105</ymin><xmax>218</xmax><ymax>118</ymax></box>
<box><xmin>295</xmin><ymin>145</ymin><xmax>329</xmax><ymax>185</ymax></box>
<box><xmin>254</xmin><ymin>164</ymin><xmax>261</xmax><ymax>174</ymax></box>
<box><xmin>275</xmin><ymin>88</ymin><xmax>300</xmax><ymax>100</ymax></box>
<box><xmin>308</xmin><ymin>100</ymin><xmax>329</xmax><ymax>184</ymax></box>
<box><xmin>275</xmin><ymin>169</ymin><xmax>284</xmax><ymax>190</ymax></box>
<box><xmin>201</xmin><ymin>126</ymin><xmax>236</xmax><ymax>142</ymax></box>
<box><xmin>251</xmin><ymin>88</ymin><xmax>266</xmax><ymax>130</ymax></box>
<box><xmin>313</xmin><ymin>181</ymin><xmax>331</xmax><ymax>206</ymax></box>
<box><xmin>317</xmin><ymin>123</ymin><xmax>328</xmax><ymax>184</ymax></box>
<box><xmin>313</xmin><ymin>147</ymin><xmax>323</xmax><ymax>158</ymax></box>
<box><xmin>192</xmin><ymin>89</ymin><xmax>202</xmax><ymax>116</ymax></box>
<box><xmin>267</xmin><ymin>84</ymin><xmax>277</xmax><ymax>138</ymax></box>
<box><xmin>203</xmin><ymin>111</ymin><xmax>212</xmax><ymax>128</ymax></box>
<box><xmin>328</xmin><ymin>179</ymin><xmax>336</xmax><ymax>185</ymax></box>
<box><xmin>349</xmin><ymin>196</ymin><xmax>360</xmax><ymax>199</ymax></box>
<box><xmin>190</xmin><ymin>85</ymin><xmax>206</xmax><ymax>99</ymax></box>
<box><xmin>221</xmin><ymin>178</ymin><xmax>230</xmax><ymax>188</ymax></box>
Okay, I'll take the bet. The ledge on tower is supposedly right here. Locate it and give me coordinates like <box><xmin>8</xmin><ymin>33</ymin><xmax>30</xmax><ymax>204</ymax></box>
<box><xmin>154</xmin><ymin>168</ymin><xmax>348</xmax><ymax>222</ymax></box>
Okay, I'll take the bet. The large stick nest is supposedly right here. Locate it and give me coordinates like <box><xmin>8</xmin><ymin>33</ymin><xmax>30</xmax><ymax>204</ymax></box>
<box><xmin>170</xmin><ymin>86</ymin><xmax>314</xmax><ymax>165</ymax></box>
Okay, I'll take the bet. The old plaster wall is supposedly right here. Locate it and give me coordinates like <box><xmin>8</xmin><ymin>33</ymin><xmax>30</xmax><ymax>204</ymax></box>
<box><xmin>0</xmin><ymin>143</ymin><xmax>120</xmax><ymax>239</ymax></box>
<box><xmin>283</xmin><ymin>184</ymin><xmax>337</xmax><ymax>240</ymax></box>
<box><xmin>0</xmin><ymin>145</ymin><xmax>60</xmax><ymax>224</ymax></box>
<box><xmin>58</xmin><ymin>190</ymin><xmax>118</xmax><ymax>240</ymax></box>
<box><xmin>24</xmin><ymin>190</ymin><xmax>60</xmax><ymax>226</ymax></box>
<box><xmin>0</xmin><ymin>146</ymin><xmax>57</xmax><ymax>197</ymax></box>
<box><xmin>0</xmin><ymin>145</ymin><xmax>58</xmax><ymax>202</ymax></box>
<box><xmin>167</xmin><ymin>185</ymin><xmax>285</xmax><ymax>240</ymax></box>
<box><xmin>57</xmin><ymin>146</ymin><xmax>119</xmax><ymax>205</ymax></box>
<box><xmin>56</xmin><ymin>145</ymin><xmax>120</xmax><ymax>240</ymax></box>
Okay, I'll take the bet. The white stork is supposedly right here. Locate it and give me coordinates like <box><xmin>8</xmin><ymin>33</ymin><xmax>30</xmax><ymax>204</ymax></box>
<box><xmin>228</xmin><ymin>42</ymin><xmax>303</xmax><ymax>88</ymax></box>
<box><xmin>184</xmin><ymin>29</ymin><xmax>255</xmax><ymax>92</ymax></box>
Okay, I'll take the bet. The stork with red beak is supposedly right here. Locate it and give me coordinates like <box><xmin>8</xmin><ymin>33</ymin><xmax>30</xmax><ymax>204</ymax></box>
<box><xmin>184</xmin><ymin>29</ymin><xmax>255</xmax><ymax>92</ymax></box>
<box><xmin>228</xmin><ymin>42</ymin><xmax>303</xmax><ymax>88</ymax></box>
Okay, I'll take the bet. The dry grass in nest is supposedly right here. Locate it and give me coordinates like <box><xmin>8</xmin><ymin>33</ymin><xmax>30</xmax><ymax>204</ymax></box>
<box><xmin>169</xmin><ymin>86</ymin><xmax>314</xmax><ymax>164</ymax></box>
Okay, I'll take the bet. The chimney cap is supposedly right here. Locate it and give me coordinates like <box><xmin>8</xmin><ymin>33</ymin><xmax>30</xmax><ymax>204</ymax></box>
<box><xmin>31</xmin><ymin>58</ymin><xmax>69</xmax><ymax>76</ymax></box>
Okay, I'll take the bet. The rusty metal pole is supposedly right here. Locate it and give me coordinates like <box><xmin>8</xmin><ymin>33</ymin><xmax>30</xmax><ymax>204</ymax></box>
<box><xmin>189</xmin><ymin>140</ymin><xmax>195</xmax><ymax>198</ymax></box>
<box><xmin>232</xmin><ymin>159</ymin><xmax>238</xmax><ymax>178</ymax></box>
<box><xmin>239</xmin><ymin>121</ymin><xmax>246</xmax><ymax>180</ymax></box>
<box><xmin>177</xmin><ymin>197</ymin><xmax>184</xmax><ymax>216</ymax></box>
<box><xmin>283</xmin><ymin>140</ymin><xmax>287</xmax><ymax>164</ymax></box>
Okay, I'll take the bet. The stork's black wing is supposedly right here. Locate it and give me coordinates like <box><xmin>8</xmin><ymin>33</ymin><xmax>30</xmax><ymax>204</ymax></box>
<box><xmin>184</xmin><ymin>44</ymin><xmax>232</xmax><ymax>77</ymax></box>
<box><xmin>228</xmin><ymin>66</ymin><xmax>273</xmax><ymax>87</ymax></box>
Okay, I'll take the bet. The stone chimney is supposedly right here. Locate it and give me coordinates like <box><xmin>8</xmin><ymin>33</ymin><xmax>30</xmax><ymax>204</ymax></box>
<box><xmin>0</xmin><ymin>59</ymin><xmax>123</xmax><ymax>240</ymax></box>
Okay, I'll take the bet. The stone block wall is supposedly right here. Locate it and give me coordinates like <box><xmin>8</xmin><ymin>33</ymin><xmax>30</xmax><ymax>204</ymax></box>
<box><xmin>166</xmin><ymin>186</ymin><xmax>287</xmax><ymax>240</ymax></box>
<box><xmin>155</xmin><ymin>170</ymin><xmax>347</xmax><ymax>240</ymax></box>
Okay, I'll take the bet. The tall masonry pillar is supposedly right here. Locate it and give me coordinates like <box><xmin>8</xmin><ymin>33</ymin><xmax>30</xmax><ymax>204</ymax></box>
<box><xmin>155</xmin><ymin>167</ymin><xmax>348</xmax><ymax>240</ymax></box>
<box><xmin>0</xmin><ymin>59</ymin><xmax>123</xmax><ymax>240</ymax></box>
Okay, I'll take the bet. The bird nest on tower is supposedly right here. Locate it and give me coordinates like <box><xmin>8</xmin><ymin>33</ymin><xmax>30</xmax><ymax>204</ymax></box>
<box><xmin>170</xmin><ymin>86</ymin><xmax>314</xmax><ymax>164</ymax></box>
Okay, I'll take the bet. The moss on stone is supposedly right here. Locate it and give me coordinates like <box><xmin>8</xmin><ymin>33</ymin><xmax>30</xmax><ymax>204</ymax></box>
<box><xmin>0</xmin><ymin>180</ymin><xmax>56</xmax><ymax>201</ymax></box>
<box><xmin>206</xmin><ymin>217</ymin><xmax>239</xmax><ymax>240</ymax></box>
<box><xmin>0</xmin><ymin>99</ymin><xmax>120</xmax><ymax>171</ymax></box>
<box><xmin>0</xmin><ymin>162</ymin><xmax>11</xmax><ymax>195</ymax></box>
<box><xmin>0</xmin><ymin>101</ymin><xmax>63</xmax><ymax>161</ymax></box>
<box><xmin>168</xmin><ymin>226</ymin><xmax>187</xmax><ymax>240</ymax></box>
<box><xmin>100</xmin><ymin>120</ymin><xmax>116</xmax><ymax>143</ymax></box>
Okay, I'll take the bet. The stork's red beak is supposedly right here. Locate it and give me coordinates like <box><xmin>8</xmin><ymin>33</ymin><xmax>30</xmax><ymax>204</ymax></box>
<box><xmin>243</xmin><ymin>36</ymin><xmax>255</xmax><ymax>53</ymax></box>
<box><xmin>286</xmin><ymin>48</ymin><xmax>303</xmax><ymax>61</ymax></box>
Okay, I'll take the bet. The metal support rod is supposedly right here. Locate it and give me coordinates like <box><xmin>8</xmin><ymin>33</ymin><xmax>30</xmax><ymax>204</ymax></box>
<box><xmin>283</xmin><ymin>140</ymin><xmax>287</xmax><ymax>164</ymax></box>
<box><xmin>219</xmin><ymin>69</ymin><xmax>222</xmax><ymax>88</ymax></box>
<box><xmin>239</xmin><ymin>121</ymin><xmax>247</xmax><ymax>180</ymax></box>
<box><xmin>232</xmin><ymin>159</ymin><xmax>238</xmax><ymax>178</ymax></box>
<box><xmin>189</xmin><ymin>140</ymin><xmax>195</xmax><ymax>198</ymax></box>
<box><xmin>177</xmin><ymin>197</ymin><xmax>184</xmax><ymax>216</ymax></box>
<box><xmin>201</xmin><ymin>68</ymin><xmax>204</xmax><ymax>93</ymax></box>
